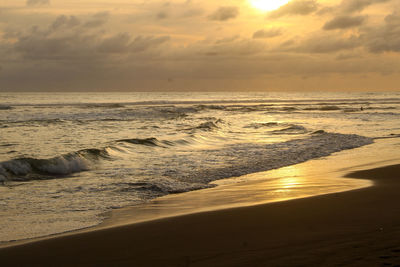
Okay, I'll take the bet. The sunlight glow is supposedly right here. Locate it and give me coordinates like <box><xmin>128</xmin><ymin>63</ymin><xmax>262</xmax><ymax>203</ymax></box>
<box><xmin>249</xmin><ymin>0</ymin><xmax>291</xmax><ymax>11</ymax></box>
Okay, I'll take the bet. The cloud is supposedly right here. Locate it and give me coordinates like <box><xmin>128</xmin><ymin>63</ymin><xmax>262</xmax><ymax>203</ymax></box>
<box><xmin>26</xmin><ymin>0</ymin><xmax>49</xmax><ymax>6</ymax></box>
<box><xmin>340</xmin><ymin>0</ymin><xmax>391</xmax><ymax>14</ymax></box>
<box><xmin>50</xmin><ymin>15</ymin><xmax>81</xmax><ymax>31</ymax></box>
<box><xmin>323</xmin><ymin>15</ymin><xmax>366</xmax><ymax>30</ymax></box>
<box><xmin>203</xmin><ymin>38</ymin><xmax>266</xmax><ymax>57</ymax></box>
<box><xmin>2</xmin><ymin>0</ymin><xmax>400</xmax><ymax>91</ymax></box>
<box><xmin>97</xmin><ymin>34</ymin><xmax>170</xmax><ymax>54</ymax></box>
<box><xmin>209</xmin><ymin>6</ymin><xmax>239</xmax><ymax>21</ymax></box>
<box><xmin>291</xmin><ymin>34</ymin><xmax>361</xmax><ymax>53</ymax></box>
<box><xmin>363</xmin><ymin>12</ymin><xmax>400</xmax><ymax>53</ymax></box>
<box><xmin>83</xmin><ymin>11</ymin><xmax>109</xmax><ymax>28</ymax></box>
<box><xmin>268</xmin><ymin>0</ymin><xmax>318</xmax><ymax>19</ymax></box>
<box><xmin>335</xmin><ymin>52</ymin><xmax>363</xmax><ymax>60</ymax></box>
<box><xmin>130</xmin><ymin>36</ymin><xmax>171</xmax><ymax>53</ymax></box>
<box><xmin>181</xmin><ymin>8</ymin><xmax>204</xmax><ymax>18</ymax></box>
<box><xmin>12</xmin><ymin>14</ymin><xmax>170</xmax><ymax>60</ymax></box>
<box><xmin>318</xmin><ymin>0</ymin><xmax>392</xmax><ymax>16</ymax></box>
<box><xmin>253</xmin><ymin>28</ymin><xmax>282</xmax><ymax>39</ymax></box>
<box><xmin>156</xmin><ymin>11</ymin><xmax>168</xmax><ymax>20</ymax></box>
<box><xmin>97</xmin><ymin>33</ymin><xmax>131</xmax><ymax>53</ymax></box>
<box><xmin>215</xmin><ymin>35</ymin><xmax>240</xmax><ymax>44</ymax></box>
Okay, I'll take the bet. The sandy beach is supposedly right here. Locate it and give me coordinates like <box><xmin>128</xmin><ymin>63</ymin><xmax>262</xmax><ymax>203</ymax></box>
<box><xmin>1</xmin><ymin>162</ymin><xmax>399</xmax><ymax>266</ymax></box>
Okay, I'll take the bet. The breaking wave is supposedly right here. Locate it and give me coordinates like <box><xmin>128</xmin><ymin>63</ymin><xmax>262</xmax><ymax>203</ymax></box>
<box><xmin>178</xmin><ymin>132</ymin><xmax>374</xmax><ymax>184</ymax></box>
<box><xmin>0</xmin><ymin>136</ymin><xmax>187</xmax><ymax>182</ymax></box>
<box><xmin>0</xmin><ymin>149</ymin><xmax>109</xmax><ymax>182</ymax></box>
<box><xmin>186</xmin><ymin>120</ymin><xmax>222</xmax><ymax>132</ymax></box>
<box><xmin>0</xmin><ymin>132</ymin><xmax>373</xmax><ymax>184</ymax></box>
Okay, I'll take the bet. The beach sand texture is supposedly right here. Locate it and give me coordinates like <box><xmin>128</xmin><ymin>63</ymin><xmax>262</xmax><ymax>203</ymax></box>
<box><xmin>1</xmin><ymin>164</ymin><xmax>399</xmax><ymax>266</ymax></box>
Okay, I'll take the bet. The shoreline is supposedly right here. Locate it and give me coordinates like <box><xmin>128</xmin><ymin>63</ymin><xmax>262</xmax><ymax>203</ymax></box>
<box><xmin>0</xmin><ymin>162</ymin><xmax>373</xmax><ymax>249</ymax></box>
<box><xmin>0</xmin><ymin>143</ymin><xmax>380</xmax><ymax>248</ymax></box>
<box><xmin>0</xmin><ymin>139</ymin><xmax>398</xmax><ymax>247</ymax></box>
<box><xmin>1</xmin><ymin>160</ymin><xmax>400</xmax><ymax>265</ymax></box>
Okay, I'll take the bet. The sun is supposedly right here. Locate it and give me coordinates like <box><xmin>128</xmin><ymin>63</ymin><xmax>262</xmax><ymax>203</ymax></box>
<box><xmin>249</xmin><ymin>0</ymin><xmax>291</xmax><ymax>11</ymax></box>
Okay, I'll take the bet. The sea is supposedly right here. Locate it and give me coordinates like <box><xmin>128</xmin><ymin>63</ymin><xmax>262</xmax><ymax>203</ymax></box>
<box><xmin>0</xmin><ymin>91</ymin><xmax>399</xmax><ymax>242</ymax></box>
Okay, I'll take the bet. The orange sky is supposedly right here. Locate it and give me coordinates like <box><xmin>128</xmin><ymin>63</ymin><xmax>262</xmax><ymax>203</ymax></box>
<box><xmin>0</xmin><ymin>0</ymin><xmax>399</xmax><ymax>91</ymax></box>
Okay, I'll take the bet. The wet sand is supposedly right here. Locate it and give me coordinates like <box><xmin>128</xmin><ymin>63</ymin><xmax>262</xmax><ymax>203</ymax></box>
<box><xmin>1</xmin><ymin>163</ymin><xmax>400</xmax><ymax>266</ymax></box>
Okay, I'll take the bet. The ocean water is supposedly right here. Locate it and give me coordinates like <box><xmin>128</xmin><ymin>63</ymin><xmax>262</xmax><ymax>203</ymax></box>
<box><xmin>0</xmin><ymin>91</ymin><xmax>399</xmax><ymax>242</ymax></box>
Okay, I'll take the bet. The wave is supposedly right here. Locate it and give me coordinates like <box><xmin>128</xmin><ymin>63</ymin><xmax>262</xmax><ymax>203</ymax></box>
<box><xmin>114</xmin><ymin>179</ymin><xmax>211</xmax><ymax>194</ymax></box>
<box><xmin>178</xmin><ymin>132</ymin><xmax>374</xmax><ymax>185</ymax></box>
<box><xmin>374</xmin><ymin>133</ymin><xmax>400</xmax><ymax>140</ymax></box>
<box><xmin>304</xmin><ymin>105</ymin><xmax>341</xmax><ymax>111</ymax></box>
<box><xmin>2</xmin><ymin>118</ymin><xmax>68</xmax><ymax>126</ymax></box>
<box><xmin>0</xmin><ymin>135</ymin><xmax>191</xmax><ymax>182</ymax></box>
<box><xmin>182</xmin><ymin>120</ymin><xmax>223</xmax><ymax>132</ymax></box>
<box><xmin>280</xmin><ymin>107</ymin><xmax>298</xmax><ymax>112</ymax></box>
<box><xmin>3</xmin><ymin>102</ymin><xmax>397</xmax><ymax>130</ymax></box>
<box><xmin>311</xmin><ymin>130</ymin><xmax>326</xmax><ymax>135</ymax></box>
<box><xmin>196</xmin><ymin>121</ymin><xmax>219</xmax><ymax>130</ymax></box>
<box><xmin>117</xmin><ymin>138</ymin><xmax>173</xmax><ymax>147</ymax></box>
<box><xmin>0</xmin><ymin>132</ymin><xmax>374</xmax><ymax>200</ymax></box>
<box><xmin>8</xmin><ymin>97</ymin><xmax>400</xmax><ymax>108</ymax></box>
<box><xmin>0</xmin><ymin>148</ymin><xmax>109</xmax><ymax>182</ymax></box>
<box><xmin>270</xmin><ymin>125</ymin><xmax>308</xmax><ymax>135</ymax></box>
<box><xmin>195</xmin><ymin>104</ymin><xmax>399</xmax><ymax>114</ymax></box>
<box><xmin>303</xmin><ymin>105</ymin><xmax>397</xmax><ymax>113</ymax></box>
<box><xmin>1</xmin><ymin>107</ymin><xmax>191</xmax><ymax>126</ymax></box>
<box><xmin>0</xmin><ymin>105</ymin><xmax>12</xmax><ymax>110</ymax></box>
<box><xmin>0</xmin><ymin>143</ymin><xmax>15</xmax><ymax>147</ymax></box>
<box><xmin>244</xmin><ymin>122</ymin><xmax>280</xmax><ymax>129</ymax></box>
<box><xmin>343</xmin><ymin>108</ymin><xmax>360</xmax><ymax>113</ymax></box>
<box><xmin>81</xmin><ymin>103</ymin><xmax>125</xmax><ymax>109</ymax></box>
<box><xmin>194</xmin><ymin>120</ymin><xmax>222</xmax><ymax>131</ymax></box>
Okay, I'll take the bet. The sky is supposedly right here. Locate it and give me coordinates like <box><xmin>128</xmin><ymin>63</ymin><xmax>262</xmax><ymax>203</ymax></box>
<box><xmin>0</xmin><ymin>0</ymin><xmax>399</xmax><ymax>91</ymax></box>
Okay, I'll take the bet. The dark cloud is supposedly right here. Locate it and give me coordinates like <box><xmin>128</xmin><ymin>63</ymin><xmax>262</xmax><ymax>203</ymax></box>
<box><xmin>12</xmin><ymin>14</ymin><xmax>170</xmax><ymax>60</ymax></box>
<box><xmin>204</xmin><ymin>38</ymin><xmax>265</xmax><ymax>57</ymax></box>
<box><xmin>318</xmin><ymin>0</ymin><xmax>391</xmax><ymax>16</ymax></box>
<box><xmin>156</xmin><ymin>11</ymin><xmax>168</xmax><ymax>20</ymax></box>
<box><xmin>148</xmin><ymin>0</ymin><xmax>204</xmax><ymax>20</ymax></box>
<box><xmin>291</xmin><ymin>10</ymin><xmax>400</xmax><ymax>54</ymax></box>
<box><xmin>253</xmin><ymin>28</ymin><xmax>282</xmax><ymax>39</ymax></box>
<box><xmin>181</xmin><ymin>8</ymin><xmax>204</xmax><ymax>18</ymax></box>
<box><xmin>323</xmin><ymin>15</ymin><xmax>366</xmax><ymax>30</ymax></box>
<box><xmin>209</xmin><ymin>6</ymin><xmax>239</xmax><ymax>21</ymax></box>
<box><xmin>97</xmin><ymin>33</ymin><xmax>131</xmax><ymax>53</ymax></box>
<box><xmin>83</xmin><ymin>11</ymin><xmax>109</xmax><ymax>28</ymax></box>
<box><xmin>50</xmin><ymin>15</ymin><xmax>80</xmax><ymax>31</ymax></box>
<box><xmin>340</xmin><ymin>0</ymin><xmax>390</xmax><ymax>14</ymax></box>
<box><xmin>291</xmin><ymin>34</ymin><xmax>360</xmax><ymax>53</ymax></box>
<box><xmin>363</xmin><ymin>12</ymin><xmax>400</xmax><ymax>53</ymax></box>
<box><xmin>98</xmin><ymin>34</ymin><xmax>170</xmax><ymax>53</ymax></box>
<box><xmin>14</xmin><ymin>31</ymin><xmax>96</xmax><ymax>61</ymax></box>
<box><xmin>335</xmin><ymin>52</ymin><xmax>362</xmax><ymax>60</ymax></box>
<box><xmin>26</xmin><ymin>0</ymin><xmax>49</xmax><ymax>7</ymax></box>
<box><xmin>130</xmin><ymin>36</ymin><xmax>170</xmax><ymax>53</ymax></box>
<box><xmin>268</xmin><ymin>0</ymin><xmax>318</xmax><ymax>19</ymax></box>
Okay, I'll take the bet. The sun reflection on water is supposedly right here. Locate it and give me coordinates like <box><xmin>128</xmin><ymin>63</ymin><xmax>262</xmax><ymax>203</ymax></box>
<box><xmin>272</xmin><ymin>165</ymin><xmax>304</xmax><ymax>192</ymax></box>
